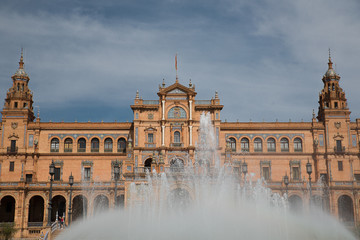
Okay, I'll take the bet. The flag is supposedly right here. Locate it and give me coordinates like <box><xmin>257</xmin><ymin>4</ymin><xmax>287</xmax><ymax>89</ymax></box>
<box><xmin>175</xmin><ymin>54</ymin><xmax>177</xmax><ymax>71</ymax></box>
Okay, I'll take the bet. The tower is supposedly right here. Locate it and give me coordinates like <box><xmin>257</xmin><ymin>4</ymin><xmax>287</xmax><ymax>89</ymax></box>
<box><xmin>2</xmin><ymin>50</ymin><xmax>35</xmax><ymax>122</ymax></box>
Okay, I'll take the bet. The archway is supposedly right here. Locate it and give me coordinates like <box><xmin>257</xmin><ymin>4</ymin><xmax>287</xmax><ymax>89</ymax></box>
<box><xmin>116</xmin><ymin>195</ymin><xmax>125</xmax><ymax>208</ymax></box>
<box><xmin>51</xmin><ymin>195</ymin><xmax>66</xmax><ymax>222</ymax></box>
<box><xmin>288</xmin><ymin>195</ymin><xmax>303</xmax><ymax>212</ymax></box>
<box><xmin>168</xmin><ymin>188</ymin><xmax>191</xmax><ymax>209</ymax></box>
<box><xmin>93</xmin><ymin>195</ymin><xmax>109</xmax><ymax>215</ymax></box>
<box><xmin>72</xmin><ymin>195</ymin><xmax>88</xmax><ymax>222</ymax></box>
<box><xmin>144</xmin><ymin>158</ymin><xmax>152</xmax><ymax>172</ymax></box>
<box><xmin>338</xmin><ymin>195</ymin><xmax>354</xmax><ymax>224</ymax></box>
<box><xmin>0</xmin><ymin>196</ymin><xmax>16</xmax><ymax>222</ymax></box>
<box><xmin>28</xmin><ymin>196</ymin><xmax>44</xmax><ymax>226</ymax></box>
<box><xmin>311</xmin><ymin>195</ymin><xmax>323</xmax><ymax>210</ymax></box>
<box><xmin>170</xmin><ymin>158</ymin><xmax>184</xmax><ymax>172</ymax></box>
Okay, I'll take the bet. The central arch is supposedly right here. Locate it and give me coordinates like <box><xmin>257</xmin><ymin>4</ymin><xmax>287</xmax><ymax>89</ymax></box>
<box><xmin>168</xmin><ymin>188</ymin><xmax>191</xmax><ymax>209</ymax></box>
<box><xmin>338</xmin><ymin>195</ymin><xmax>354</xmax><ymax>224</ymax></box>
<box><xmin>93</xmin><ymin>195</ymin><xmax>109</xmax><ymax>215</ymax></box>
<box><xmin>288</xmin><ymin>195</ymin><xmax>303</xmax><ymax>212</ymax></box>
<box><xmin>51</xmin><ymin>195</ymin><xmax>66</xmax><ymax>222</ymax></box>
<box><xmin>72</xmin><ymin>195</ymin><xmax>88</xmax><ymax>222</ymax></box>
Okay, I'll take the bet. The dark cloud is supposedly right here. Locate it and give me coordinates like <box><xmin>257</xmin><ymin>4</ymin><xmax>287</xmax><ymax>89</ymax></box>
<box><xmin>0</xmin><ymin>0</ymin><xmax>359</xmax><ymax>122</ymax></box>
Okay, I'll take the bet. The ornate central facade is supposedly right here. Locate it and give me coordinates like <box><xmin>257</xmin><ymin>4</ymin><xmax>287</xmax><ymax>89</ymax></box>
<box><xmin>0</xmin><ymin>52</ymin><xmax>359</xmax><ymax>238</ymax></box>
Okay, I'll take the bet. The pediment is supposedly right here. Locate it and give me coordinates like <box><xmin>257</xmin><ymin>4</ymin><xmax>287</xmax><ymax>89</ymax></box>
<box><xmin>158</xmin><ymin>81</ymin><xmax>196</xmax><ymax>97</ymax></box>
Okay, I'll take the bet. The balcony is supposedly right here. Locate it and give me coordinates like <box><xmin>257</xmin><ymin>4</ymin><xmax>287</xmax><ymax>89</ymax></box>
<box><xmin>7</xmin><ymin>147</ymin><xmax>18</xmax><ymax>154</ymax></box>
<box><xmin>77</xmin><ymin>148</ymin><xmax>86</xmax><ymax>152</ymax></box>
<box><xmin>334</xmin><ymin>146</ymin><xmax>345</xmax><ymax>154</ymax></box>
<box><xmin>64</xmin><ymin>148</ymin><xmax>73</xmax><ymax>152</ymax></box>
<box><xmin>104</xmin><ymin>148</ymin><xmax>113</xmax><ymax>153</ymax></box>
<box><xmin>91</xmin><ymin>148</ymin><xmax>99</xmax><ymax>153</ymax></box>
<box><xmin>171</xmin><ymin>143</ymin><xmax>183</xmax><ymax>148</ymax></box>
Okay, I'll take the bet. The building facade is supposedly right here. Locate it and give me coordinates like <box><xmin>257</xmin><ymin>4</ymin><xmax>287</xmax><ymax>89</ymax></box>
<box><xmin>0</xmin><ymin>52</ymin><xmax>359</xmax><ymax>238</ymax></box>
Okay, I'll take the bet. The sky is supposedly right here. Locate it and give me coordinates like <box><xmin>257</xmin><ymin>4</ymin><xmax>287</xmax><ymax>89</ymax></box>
<box><xmin>0</xmin><ymin>0</ymin><xmax>359</xmax><ymax>123</ymax></box>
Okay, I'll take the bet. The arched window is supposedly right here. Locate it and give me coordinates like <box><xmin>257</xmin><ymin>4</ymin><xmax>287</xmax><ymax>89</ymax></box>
<box><xmin>117</xmin><ymin>138</ymin><xmax>126</xmax><ymax>153</ymax></box>
<box><xmin>280</xmin><ymin>138</ymin><xmax>289</xmax><ymax>152</ymax></box>
<box><xmin>294</xmin><ymin>138</ymin><xmax>303</xmax><ymax>152</ymax></box>
<box><xmin>254</xmin><ymin>138</ymin><xmax>262</xmax><ymax>152</ymax></box>
<box><xmin>77</xmin><ymin>138</ymin><xmax>86</xmax><ymax>152</ymax></box>
<box><xmin>50</xmin><ymin>138</ymin><xmax>59</xmax><ymax>152</ymax></box>
<box><xmin>104</xmin><ymin>138</ymin><xmax>113</xmax><ymax>152</ymax></box>
<box><xmin>241</xmin><ymin>138</ymin><xmax>249</xmax><ymax>152</ymax></box>
<box><xmin>64</xmin><ymin>138</ymin><xmax>73</xmax><ymax>152</ymax></box>
<box><xmin>267</xmin><ymin>138</ymin><xmax>276</xmax><ymax>152</ymax></box>
<box><xmin>174</xmin><ymin>131</ymin><xmax>181</xmax><ymax>143</ymax></box>
<box><xmin>144</xmin><ymin>158</ymin><xmax>152</xmax><ymax>172</ymax></box>
<box><xmin>228</xmin><ymin>138</ymin><xmax>236</xmax><ymax>152</ymax></box>
<box><xmin>91</xmin><ymin>138</ymin><xmax>99</xmax><ymax>152</ymax></box>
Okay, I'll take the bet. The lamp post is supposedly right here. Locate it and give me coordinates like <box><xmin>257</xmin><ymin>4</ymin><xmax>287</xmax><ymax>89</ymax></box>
<box><xmin>68</xmin><ymin>173</ymin><xmax>74</xmax><ymax>226</ymax></box>
<box><xmin>306</xmin><ymin>159</ymin><xmax>313</xmax><ymax>206</ymax></box>
<box><xmin>114</xmin><ymin>161</ymin><xmax>120</xmax><ymax>208</ymax></box>
<box><xmin>242</xmin><ymin>161</ymin><xmax>248</xmax><ymax>185</ymax></box>
<box><xmin>47</xmin><ymin>160</ymin><xmax>55</xmax><ymax>226</ymax></box>
<box><xmin>283</xmin><ymin>173</ymin><xmax>289</xmax><ymax>196</ymax></box>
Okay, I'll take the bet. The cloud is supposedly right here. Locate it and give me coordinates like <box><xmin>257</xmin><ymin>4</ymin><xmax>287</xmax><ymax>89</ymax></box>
<box><xmin>0</xmin><ymin>0</ymin><xmax>359</xmax><ymax>122</ymax></box>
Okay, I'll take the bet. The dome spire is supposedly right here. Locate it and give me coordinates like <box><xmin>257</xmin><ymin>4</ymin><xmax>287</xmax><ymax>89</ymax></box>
<box><xmin>19</xmin><ymin>48</ymin><xmax>24</xmax><ymax>69</ymax></box>
<box><xmin>328</xmin><ymin>48</ymin><xmax>333</xmax><ymax>69</ymax></box>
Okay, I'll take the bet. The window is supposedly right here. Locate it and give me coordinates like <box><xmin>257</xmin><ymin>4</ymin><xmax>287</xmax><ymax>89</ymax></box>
<box><xmin>14</xmin><ymin>102</ymin><xmax>18</xmax><ymax>108</ymax></box>
<box><xmin>78</xmin><ymin>138</ymin><xmax>86</xmax><ymax>152</ymax></box>
<box><xmin>262</xmin><ymin>167</ymin><xmax>270</xmax><ymax>181</ymax></box>
<box><xmin>280</xmin><ymin>138</ymin><xmax>289</xmax><ymax>152</ymax></box>
<box><xmin>336</xmin><ymin>140</ymin><xmax>342</xmax><ymax>152</ymax></box>
<box><xmin>10</xmin><ymin>140</ymin><xmax>17</xmax><ymax>153</ymax></box>
<box><xmin>26</xmin><ymin>174</ymin><xmax>33</xmax><ymax>183</ymax></box>
<box><xmin>91</xmin><ymin>138</ymin><xmax>99</xmax><ymax>152</ymax></box>
<box><xmin>254</xmin><ymin>138</ymin><xmax>262</xmax><ymax>152</ymax></box>
<box><xmin>334</xmin><ymin>102</ymin><xmax>338</xmax><ymax>108</ymax></box>
<box><xmin>117</xmin><ymin>138</ymin><xmax>126</xmax><ymax>153</ymax></box>
<box><xmin>9</xmin><ymin>161</ymin><xmax>14</xmax><ymax>172</ymax></box>
<box><xmin>338</xmin><ymin>161</ymin><xmax>343</xmax><ymax>171</ymax></box>
<box><xmin>354</xmin><ymin>174</ymin><xmax>360</xmax><ymax>182</ymax></box>
<box><xmin>292</xmin><ymin>167</ymin><xmax>300</xmax><ymax>181</ymax></box>
<box><xmin>84</xmin><ymin>167</ymin><xmax>91</xmax><ymax>181</ymax></box>
<box><xmin>148</xmin><ymin>133</ymin><xmax>154</xmax><ymax>143</ymax></box>
<box><xmin>267</xmin><ymin>138</ymin><xmax>276</xmax><ymax>152</ymax></box>
<box><xmin>50</xmin><ymin>138</ymin><xmax>59</xmax><ymax>152</ymax></box>
<box><xmin>104</xmin><ymin>138</ymin><xmax>113</xmax><ymax>152</ymax></box>
<box><xmin>294</xmin><ymin>138</ymin><xmax>303</xmax><ymax>152</ymax></box>
<box><xmin>64</xmin><ymin>138</ymin><xmax>73</xmax><ymax>152</ymax></box>
<box><xmin>54</xmin><ymin>167</ymin><xmax>61</xmax><ymax>181</ymax></box>
<box><xmin>228</xmin><ymin>138</ymin><xmax>236</xmax><ymax>152</ymax></box>
<box><xmin>174</xmin><ymin>131</ymin><xmax>181</xmax><ymax>143</ymax></box>
<box><xmin>241</xmin><ymin>138</ymin><xmax>249</xmax><ymax>152</ymax></box>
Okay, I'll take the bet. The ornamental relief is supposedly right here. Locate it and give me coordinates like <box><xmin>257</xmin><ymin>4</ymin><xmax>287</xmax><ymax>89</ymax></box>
<box><xmin>334</xmin><ymin>122</ymin><xmax>341</xmax><ymax>129</ymax></box>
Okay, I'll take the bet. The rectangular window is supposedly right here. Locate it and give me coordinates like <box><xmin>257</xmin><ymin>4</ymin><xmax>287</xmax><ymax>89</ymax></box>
<box><xmin>336</xmin><ymin>140</ymin><xmax>342</xmax><ymax>152</ymax></box>
<box><xmin>338</xmin><ymin>161</ymin><xmax>343</xmax><ymax>171</ymax></box>
<box><xmin>54</xmin><ymin>167</ymin><xmax>61</xmax><ymax>180</ymax></box>
<box><xmin>136</xmin><ymin>113</ymin><xmax>139</xmax><ymax>119</ymax></box>
<box><xmin>10</xmin><ymin>140</ymin><xmax>16</xmax><ymax>153</ymax></box>
<box><xmin>26</xmin><ymin>174</ymin><xmax>33</xmax><ymax>183</ymax></box>
<box><xmin>148</xmin><ymin>133</ymin><xmax>154</xmax><ymax>143</ymax></box>
<box><xmin>9</xmin><ymin>162</ymin><xmax>14</xmax><ymax>172</ymax></box>
<box><xmin>135</xmin><ymin>127</ymin><xmax>138</xmax><ymax>147</ymax></box>
<box><xmin>262</xmin><ymin>167</ymin><xmax>270</xmax><ymax>181</ymax></box>
<box><xmin>292</xmin><ymin>167</ymin><xmax>300</xmax><ymax>180</ymax></box>
<box><xmin>354</xmin><ymin>174</ymin><xmax>360</xmax><ymax>182</ymax></box>
<box><xmin>216</xmin><ymin>113</ymin><xmax>219</xmax><ymax>119</ymax></box>
<box><xmin>127</xmin><ymin>166</ymin><xmax>132</xmax><ymax>171</ymax></box>
<box><xmin>84</xmin><ymin>167</ymin><xmax>91</xmax><ymax>181</ymax></box>
<box><xmin>14</xmin><ymin>102</ymin><xmax>18</xmax><ymax>108</ymax></box>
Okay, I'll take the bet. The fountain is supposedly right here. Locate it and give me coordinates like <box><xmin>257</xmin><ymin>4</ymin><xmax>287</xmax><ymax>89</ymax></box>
<box><xmin>57</xmin><ymin>113</ymin><xmax>356</xmax><ymax>240</ymax></box>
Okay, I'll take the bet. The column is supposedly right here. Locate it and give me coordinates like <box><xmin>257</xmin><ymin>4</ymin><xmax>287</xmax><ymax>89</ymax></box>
<box><xmin>189</xmin><ymin>125</ymin><xmax>193</xmax><ymax>146</ymax></box>
<box><xmin>189</xmin><ymin>100</ymin><xmax>192</xmax><ymax>120</ymax></box>
<box><xmin>162</xmin><ymin>125</ymin><xmax>165</xmax><ymax>146</ymax></box>
<box><xmin>162</xmin><ymin>100</ymin><xmax>165</xmax><ymax>120</ymax></box>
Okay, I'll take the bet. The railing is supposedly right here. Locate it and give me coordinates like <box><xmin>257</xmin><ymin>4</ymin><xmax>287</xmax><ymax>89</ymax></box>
<box><xmin>51</xmin><ymin>220</ymin><xmax>58</xmax><ymax>233</ymax></box>
<box><xmin>145</xmin><ymin>144</ymin><xmax>156</xmax><ymax>148</ymax></box>
<box><xmin>77</xmin><ymin>148</ymin><xmax>86</xmax><ymax>152</ymax></box>
<box><xmin>294</xmin><ymin>148</ymin><xmax>303</xmax><ymax>152</ymax></box>
<box><xmin>104</xmin><ymin>148</ymin><xmax>113</xmax><ymax>153</ymax></box>
<box><xmin>143</xmin><ymin>100</ymin><xmax>159</xmax><ymax>105</ymax></box>
<box><xmin>64</xmin><ymin>148</ymin><xmax>73</xmax><ymax>152</ymax></box>
<box><xmin>50</xmin><ymin>148</ymin><xmax>59</xmax><ymax>152</ymax></box>
<box><xmin>170</xmin><ymin>143</ymin><xmax>183</xmax><ymax>147</ymax></box>
<box><xmin>117</xmin><ymin>148</ymin><xmax>126</xmax><ymax>153</ymax></box>
<box><xmin>334</xmin><ymin>146</ymin><xmax>346</xmax><ymax>153</ymax></box>
<box><xmin>195</xmin><ymin>100</ymin><xmax>211</xmax><ymax>105</ymax></box>
<box><xmin>91</xmin><ymin>148</ymin><xmax>99</xmax><ymax>152</ymax></box>
<box><xmin>7</xmin><ymin>147</ymin><xmax>18</xmax><ymax>154</ymax></box>
<box><xmin>27</xmin><ymin>222</ymin><xmax>43</xmax><ymax>227</ymax></box>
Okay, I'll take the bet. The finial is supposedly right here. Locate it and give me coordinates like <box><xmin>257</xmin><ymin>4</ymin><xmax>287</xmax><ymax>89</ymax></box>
<box><xmin>19</xmin><ymin>48</ymin><xmax>24</xmax><ymax>69</ymax></box>
<box><xmin>135</xmin><ymin>90</ymin><xmax>139</xmax><ymax>99</ymax></box>
<box><xmin>328</xmin><ymin>48</ymin><xmax>333</xmax><ymax>69</ymax></box>
<box><xmin>162</xmin><ymin>78</ymin><xmax>165</xmax><ymax>87</ymax></box>
<box><xmin>189</xmin><ymin>79</ymin><xmax>192</xmax><ymax>87</ymax></box>
<box><xmin>215</xmin><ymin>91</ymin><xmax>219</xmax><ymax>99</ymax></box>
<box><xmin>312</xmin><ymin>109</ymin><xmax>315</xmax><ymax>119</ymax></box>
